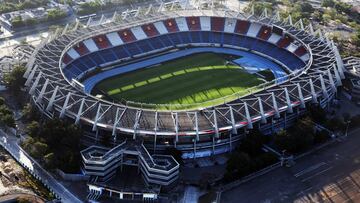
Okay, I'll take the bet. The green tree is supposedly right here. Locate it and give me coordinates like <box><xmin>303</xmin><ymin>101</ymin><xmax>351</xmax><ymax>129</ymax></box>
<box><xmin>1</xmin><ymin>114</ymin><xmax>15</xmax><ymax>128</ymax></box>
<box><xmin>26</xmin><ymin>121</ymin><xmax>40</xmax><ymax>137</ymax></box>
<box><xmin>3</xmin><ymin>65</ymin><xmax>26</xmax><ymax>93</ymax></box>
<box><xmin>225</xmin><ymin>152</ymin><xmax>252</xmax><ymax>180</ymax></box>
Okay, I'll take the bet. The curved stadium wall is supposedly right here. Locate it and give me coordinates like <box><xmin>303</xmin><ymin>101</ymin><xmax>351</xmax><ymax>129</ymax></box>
<box><xmin>23</xmin><ymin>9</ymin><xmax>344</xmax><ymax>159</ymax></box>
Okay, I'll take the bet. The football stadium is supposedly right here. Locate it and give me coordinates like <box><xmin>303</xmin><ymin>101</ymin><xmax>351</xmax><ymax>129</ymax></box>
<box><xmin>24</xmin><ymin>3</ymin><xmax>344</xmax><ymax>164</ymax></box>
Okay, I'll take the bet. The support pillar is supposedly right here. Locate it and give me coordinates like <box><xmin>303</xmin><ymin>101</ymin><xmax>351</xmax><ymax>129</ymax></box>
<box><xmin>244</xmin><ymin>102</ymin><xmax>253</xmax><ymax>129</ymax></box>
<box><xmin>258</xmin><ymin>97</ymin><xmax>266</xmax><ymax>123</ymax></box>
<box><xmin>36</xmin><ymin>79</ymin><xmax>49</xmax><ymax>104</ymax></box>
<box><xmin>229</xmin><ymin>106</ymin><xmax>236</xmax><ymax>134</ymax></box>
<box><xmin>309</xmin><ymin>78</ymin><xmax>317</xmax><ymax>103</ymax></box>
<box><xmin>320</xmin><ymin>74</ymin><xmax>329</xmax><ymax>99</ymax></box>
<box><xmin>284</xmin><ymin>87</ymin><xmax>293</xmax><ymax>113</ymax></box>
<box><xmin>327</xmin><ymin>69</ymin><xmax>336</xmax><ymax>92</ymax></box>
<box><xmin>272</xmin><ymin>92</ymin><xmax>280</xmax><ymax>118</ymax></box>
<box><xmin>46</xmin><ymin>85</ymin><xmax>59</xmax><ymax>111</ymax></box>
<box><xmin>59</xmin><ymin>92</ymin><xmax>71</xmax><ymax>118</ymax></box>
<box><xmin>29</xmin><ymin>72</ymin><xmax>42</xmax><ymax>95</ymax></box>
<box><xmin>297</xmin><ymin>83</ymin><xmax>305</xmax><ymax>108</ymax></box>
<box><xmin>75</xmin><ymin>98</ymin><xmax>85</xmax><ymax>125</ymax></box>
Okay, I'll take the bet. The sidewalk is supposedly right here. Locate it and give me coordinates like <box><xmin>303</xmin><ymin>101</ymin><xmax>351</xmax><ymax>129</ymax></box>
<box><xmin>0</xmin><ymin>130</ymin><xmax>82</xmax><ymax>203</ymax></box>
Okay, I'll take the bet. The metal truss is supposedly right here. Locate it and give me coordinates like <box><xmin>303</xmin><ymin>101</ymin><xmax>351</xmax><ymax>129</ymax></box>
<box><xmin>22</xmin><ymin>4</ymin><xmax>344</xmax><ymax>143</ymax></box>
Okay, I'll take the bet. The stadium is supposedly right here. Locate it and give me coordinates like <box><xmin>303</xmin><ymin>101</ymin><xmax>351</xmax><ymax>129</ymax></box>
<box><xmin>23</xmin><ymin>3</ymin><xmax>344</xmax><ymax>162</ymax></box>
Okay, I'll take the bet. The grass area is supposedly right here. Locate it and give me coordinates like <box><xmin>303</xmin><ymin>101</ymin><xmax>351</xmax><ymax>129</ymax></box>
<box><xmin>93</xmin><ymin>53</ymin><xmax>265</xmax><ymax>110</ymax></box>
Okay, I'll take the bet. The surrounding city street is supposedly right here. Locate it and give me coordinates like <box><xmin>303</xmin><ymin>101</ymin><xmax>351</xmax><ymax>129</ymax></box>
<box><xmin>0</xmin><ymin>130</ymin><xmax>82</xmax><ymax>203</ymax></box>
<box><xmin>221</xmin><ymin>128</ymin><xmax>360</xmax><ymax>203</ymax></box>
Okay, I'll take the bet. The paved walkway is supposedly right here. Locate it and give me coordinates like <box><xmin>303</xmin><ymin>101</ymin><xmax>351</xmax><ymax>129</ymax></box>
<box><xmin>0</xmin><ymin>130</ymin><xmax>82</xmax><ymax>203</ymax></box>
<box><xmin>220</xmin><ymin>128</ymin><xmax>360</xmax><ymax>203</ymax></box>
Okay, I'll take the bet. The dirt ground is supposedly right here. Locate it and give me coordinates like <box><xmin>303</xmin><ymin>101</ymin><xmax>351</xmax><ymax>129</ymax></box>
<box><xmin>0</xmin><ymin>148</ymin><xmax>48</xmax><ymax>203</ymax></box>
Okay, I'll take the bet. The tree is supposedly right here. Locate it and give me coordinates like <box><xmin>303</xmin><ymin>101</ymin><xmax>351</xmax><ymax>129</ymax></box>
<box><xmin>1</xmin><ymin>114</ymin><xmax>15</xmax><ymax>128</ymax></box>
<box><xmin>322</xmin><ymin>0</ymin><xmax>335</xmax><ymax>8</ymax></box>
<box><xmin>47</xmin><ymin>9</ymin><xmax>67</xmax><ymax>21</ymax></box>
<box><xmin>3</xmin><ymin>65</ymin><xmax>26</xmax><ymax>93</ymax></box>
<box><xmin>26</xmin><ymin>121</ymin><xmax>40</xmax><ymax>137</ymax></box>
<box><xmin>225</xmin><ymin>152</ymin><xmax>252</xmax><ymax>181</ymax></box>
<box><xmin>238</xmin><ymin>129</ymin><xmax>267</xmax><ymax>156</ymax></box>
<box><xmin>31</xmin><ymin>142</ymin><xmax>48</xmax><ymax>159</ymax></box>
<box><xmin>0</xmin><ymin>97</ymin><xmax>5</xmax><ymax>106</ymax></box>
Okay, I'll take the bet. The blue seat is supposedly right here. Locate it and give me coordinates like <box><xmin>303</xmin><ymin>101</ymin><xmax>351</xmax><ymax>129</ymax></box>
<box><xmin>112</xmin><ymin>46</ymin><xmax>130</xmax><ymax>59</ymax></box>
<box><xmin>168</xmin><ymin>33</ymin><xmax>181</xmax><ymax>45</ymax></box>
<box><xmin>189</xmin><ymin>31</ymin><xmax>201</xmax><ymax>43</ymax></box>
<box><xmin>148</xmin><ymin>37</ymin><xmax>165</xmax><ymax>49</ymax></box>
<box><xmin>159</xmin><ymin>35</ymin><xmax>173</xmax><ymax>47</ymax></box>
<box><xmin>124</xmin><ymin>43</ymin><xmax>141</xmax><ymax>56</ymax></box>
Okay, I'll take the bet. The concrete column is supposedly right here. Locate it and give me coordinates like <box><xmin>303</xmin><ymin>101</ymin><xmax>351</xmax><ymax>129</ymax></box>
<box><xmin>258</xmin><ymin>97</ymin><xmax>266</xmax><ymax>124</ymax></box>
<box><xmin>29</xmin><ymin>72</ymin><xmax>42</xmax><ymax>95</ymax></box>
<box><xmin>297</xmin><ymin>83</ymin><xmax>305</xmax><ymax>108</ymax></box>
<box><xmin>244</xmin><ymin>102</ymin><xmax>253</xmax><ymax>129</ymax></box>
<box><xmin>309</xmin><ymin>78</ymin><xmax>317</xmax><ymax>103</ymax></box>
<box><xmin>46</xmin><ymin>86</ymin><xmax>59</xmax><ymax>111</ymax></box>
<box><xmin>272</xmin><ymin>92</ymin><xmax>280</xmax><ymax>118</ymax></box>
<box><xmin>284</xmin><ymin>87</ymin><xmax>293</xmax><ymax>113</ymax></box>
<box><xmin>36</xmin><ymin>79</ymin><xmax>49</xmax><ymax>104</ymax></box>
<box><xmin>320</xmin><ymin>74</ymin><xmax>329</xmax><ymax>99</ymax></box>
<box><xmin>59</xmin><ymin>92</ymin><xmax>71</xmax><ymax>118</ymax></box>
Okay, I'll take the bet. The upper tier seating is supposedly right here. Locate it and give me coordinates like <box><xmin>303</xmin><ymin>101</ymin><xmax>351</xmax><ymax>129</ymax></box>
<box><xmin>106</xmin><ymin>32</ymin><xmax>123</xmax><ymax>46</ymax></box>
<box><xmin>62</xmin><ymin>53</ymin><xmax>72</xmax><ymax>65</ymax></box>
<box><xmin>294</xmin><ymin>46</ymin><xmax>307</xmax><ymax>57</ymax></box>
<box><xmin>164</xmin><ymin>19</ymin><xmax>179</xmax><ymax>33</ymax></box>
<box><xmin>186</xmin><ymin>17</ymin><xmax>201</xmax><ymax>31</ymax></box>
<box><xmin>93</xmin><ymin>35</ymin><xmax>111</xmax><ymax>49</ymax></box>
<box><xmin>141</xmin><ymin>24</ymin><xmax>159</xmax><ymax>37</ymax></box>
<box><xmin>175</xmin><ymin>17</ymin><xmax>189</xmax><ymax>31</ymax></box>
<box><xmin>277</xmin><ymin>34</ymin><xmax>293</xmax><ymax>48</ymax></box>
<box><xmin>73</xmin><ymin>42</ymin><xmax>89</xmax><ymax>56</ymax></box>
<box><xmin>247</xmin><ymin>23</ymin><xmax>262</xmax><ymax>38</ymax></box>
<box><xmin>211</xmin><ymin>17</ymin><xmax>225</xmax><ymax>32</ymax></box>
<box><xmin>234</xmin><ymin>20</ymin><xmax>250</xmax><ymax>34</ymax></box>
<box><xmin>257</xmin><ymin>26</ymin><xmax>272</xmax><ymax>40</ymax></box>
<box><xmin>118</xmin><ymin>29</ymin><xmax>136</xmax><ymax>43</ymax></box>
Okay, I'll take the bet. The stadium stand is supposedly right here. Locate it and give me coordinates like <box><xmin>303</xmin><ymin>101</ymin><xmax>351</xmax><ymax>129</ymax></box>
<box><xmin>234</xmin><ymin>20</ymin><xmax>250</xmax><ymax>34</ymax></box>
<box><xmin>65</xmin><ymin>29</ymin><xmax>307</xmax><ymax>81</ymax></box>
<box><xmin>267</xmin><ymin>33</ymin><xmax>282</xmax><ymax>44</ymax></box>
<box><xmin>175</xmin><ymin>17</ymin><xmax>189</xmax><ymax>31</ymax></box>
<box><xmin>164</xmin><ymin>19</ymin><xmax>179</xmax><ymax>33</ymax></box>
<box><xmin>224</xmin><ymin>18</ymin><xmax>236</xmax><ymax>33</ymax></box>
<box><xmin>93</xmin><ymin>35</ymin><xmax>111</xmax><ymax>49</ymax></box>
<box><xmin>200</xmin><ymin>16</ymin><xmax>211</xmax><ymax>31</ymax></box>
<box><xmin>118</xmin><ymin>29</ymin><xmax>136</xmax><ymax>43</ymax></box>
<box><xmin>83</xmin><ymin>38</ymin><xmax>99</xmax><ymax>52</ymax></box>
<box><xmin>131</xmin><ymin>26</ymin><xmax>148</xmax><ymax>40</ymax></box>
<box><xmin>141</xmin><ymin>23</ymin><xmax>160</xmax><ymax>37</ymax></box>
<box><xmin>294</xmin><ymin>46</ymin><xmax>307</xmax><ymax>57</ymax></box>
<box><xmin>257</xmin><ymin>26</ymin><xmax>272</xmax><ymax>40</ymax></box>
<box><xmin>247</xmin><ymin>22</ymin><xmax>262</xmax><ymax>38</ymax></box>
<box><xmin>211</xmin><ymin>17</ymin><xmax>225</xmax><ymax>32</ymax></box>
<box><xmin>73</xmin><ymin>41</ymin><xmax>90</xmax><ymax>56</ymax></box>
<box><xmin>277</xmin><ymin>34</ymin><xmax>293</xmax><ymax>48</ymax></box>
<box><xmin>67</xmin><ymin>48</ymin><xmax>80</xmax><ymax>60</ymax></box>
<box><xmin>186</xmin><ymin>16</ymin><xmax>201</xmax><ymax>31</ymax></box>
<box><xmin>154</xmin><ymin>21</ymin><xmax>169</xmax><ymax>34</ymax></box>
<box><xmin>106</xmin><ymin>32</ymin><xmax>124</xmax><ymax>46</ymax></box>
<box><xmin>62</xmin><ymin>53</ymin><xmax>72</xmax><ymax>65</ymax></box>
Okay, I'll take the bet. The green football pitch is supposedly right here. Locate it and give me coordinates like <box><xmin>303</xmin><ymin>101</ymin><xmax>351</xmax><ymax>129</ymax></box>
<box><xmin>93</xmin><ymin>53</ymin><xmax>265</xmax><ymax>110</ymax></box>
